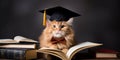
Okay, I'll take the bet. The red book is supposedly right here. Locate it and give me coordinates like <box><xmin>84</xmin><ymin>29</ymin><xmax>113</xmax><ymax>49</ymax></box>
<box><xmin>95</xmin><ymin>48</ymin><xmax>119</xmax><ymax>58</ymax></box>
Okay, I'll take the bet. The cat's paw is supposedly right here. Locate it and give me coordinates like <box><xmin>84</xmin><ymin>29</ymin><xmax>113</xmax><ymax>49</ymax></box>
<box><xmin>62</xmin><ymin>48</ymin><xmax>68</xmax><ymax>54</ymax></box>
<box><xmin>40</xmin><ymin>47</ymin><xmax>49</xmax><ymax>49</ymax></box>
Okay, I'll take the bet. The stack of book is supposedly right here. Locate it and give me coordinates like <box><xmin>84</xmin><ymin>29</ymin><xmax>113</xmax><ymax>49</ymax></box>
<box><xmin>95</xmin><ymin>48</ymin><xmax>119</xmax><ymax>59</ymax></box>
<box><xmin>0</xmin><ymin>36</ymin><xmax>38</xmax><ymax>60</ymax></box>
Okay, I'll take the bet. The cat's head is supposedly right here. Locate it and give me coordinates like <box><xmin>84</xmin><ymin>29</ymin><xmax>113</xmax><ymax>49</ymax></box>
<box><xmin>46</xmin><ymin>18</ymin><xmax>74</xmax><ymax>38</ymax></box>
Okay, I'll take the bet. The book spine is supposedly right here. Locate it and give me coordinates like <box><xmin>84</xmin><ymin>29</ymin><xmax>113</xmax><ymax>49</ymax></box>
<box><xmin>0</xmin><ymin>49</ymin><xmax>26</xmax><ymax>60</ymax></box>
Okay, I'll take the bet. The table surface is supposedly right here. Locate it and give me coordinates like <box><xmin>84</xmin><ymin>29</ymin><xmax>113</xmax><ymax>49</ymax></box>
<box><xmin>0</xmin><ymin>59</ymin><xmax>120</xmax><ymax>60</ymax></box>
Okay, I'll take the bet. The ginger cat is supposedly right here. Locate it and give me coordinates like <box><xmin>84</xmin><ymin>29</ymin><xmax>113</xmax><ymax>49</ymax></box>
<box><xmin>39</xmin><ymin>18</ymin><xmax>75</xmax><ymax>60</ymax></box>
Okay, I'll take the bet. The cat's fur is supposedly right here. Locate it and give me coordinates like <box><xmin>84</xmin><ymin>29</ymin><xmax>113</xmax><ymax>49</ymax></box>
<box><xmin>39</xmin><ymin>18</ymin><xmax>75</xmax><ymax>60</ymax></box>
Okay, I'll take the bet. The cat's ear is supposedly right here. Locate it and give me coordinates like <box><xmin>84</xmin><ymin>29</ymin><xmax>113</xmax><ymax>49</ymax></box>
<box><xmin>66</xmin><ymin>18</ymin><xmax>74</xmax><ymax>25</ymax></box>
<box><xmin>46</xmin><ymin>19</ymin><xmax>51</xmax><ymax>27</ymax></box>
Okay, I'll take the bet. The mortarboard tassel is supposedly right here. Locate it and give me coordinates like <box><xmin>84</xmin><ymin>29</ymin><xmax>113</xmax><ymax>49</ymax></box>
<box><xmin>43</xmin><ymin>9</ymin><xmax>47</xmax><ymax>26</ymax></box>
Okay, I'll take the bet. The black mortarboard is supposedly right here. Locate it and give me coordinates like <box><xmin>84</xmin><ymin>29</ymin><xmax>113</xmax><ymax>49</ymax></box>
<box><xmin>39</xmin><ymin>6</ymin><xmax>80</xmax><ymax>26</ymax></box>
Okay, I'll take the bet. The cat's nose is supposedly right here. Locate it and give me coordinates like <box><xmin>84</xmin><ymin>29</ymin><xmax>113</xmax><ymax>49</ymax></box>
<box><xmin>56</xmin><ymin>28</ymin><xmax>61</xmax><ymax>31</ymax></box>
<box><xmin>56</xmin><ymin>31</ymin><xmax>61</xmax><ymax>34</ymax></box>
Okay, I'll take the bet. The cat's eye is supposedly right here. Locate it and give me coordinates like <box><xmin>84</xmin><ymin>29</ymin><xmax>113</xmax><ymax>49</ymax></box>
<box><xmin>53</xmin><ymin>25</ymin><xmax>56</xmax><ymax>28</ymax></box>
<box><xmin>60</xmin><ymin>25</ymin><xmax>65</xmax><ymax>28</ymax></box>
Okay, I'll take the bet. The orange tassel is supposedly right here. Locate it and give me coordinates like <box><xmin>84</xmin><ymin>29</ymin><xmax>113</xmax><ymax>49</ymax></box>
<box><xmin>43</xmin><ymin>9</ymin><xmax>47</xmax><ymax>26</ymax></box>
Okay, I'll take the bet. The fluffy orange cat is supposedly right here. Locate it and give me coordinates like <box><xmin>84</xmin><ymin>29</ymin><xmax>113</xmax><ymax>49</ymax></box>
<box><xmin>39</xmin><ymin>18</ymin><xmax>75</xmax><ymax>54</ymax></box>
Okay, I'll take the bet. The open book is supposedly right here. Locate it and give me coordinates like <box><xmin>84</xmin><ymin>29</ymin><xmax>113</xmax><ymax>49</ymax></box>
<box><xmin>0</xmin><ymin>36</ymin><xmax>37</xmax><ymax>44</ymax></box>
<box><xmin>37</xmin><ymin>41</ymin><xmax>102</xmax><ymax>60</ymax></box>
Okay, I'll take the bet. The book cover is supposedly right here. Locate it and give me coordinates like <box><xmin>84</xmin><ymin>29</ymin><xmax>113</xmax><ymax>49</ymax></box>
<box><xmin>0</xmin><ymin>48</ymin><xmax>37</xmax><ymax>60</ymax></box>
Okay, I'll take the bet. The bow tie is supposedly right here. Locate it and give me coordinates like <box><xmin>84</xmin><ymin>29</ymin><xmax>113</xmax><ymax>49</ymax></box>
<box><xmin>51</xmin><ymin>37</ymin><xmax>66</xmax><ymax>44</ymax></box>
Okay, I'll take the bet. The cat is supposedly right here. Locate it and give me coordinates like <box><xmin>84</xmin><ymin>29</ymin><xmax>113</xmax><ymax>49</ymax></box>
<box><xmin>39</xmin><ymin>18</ymin><xmax>75</xmax><ymax>60</ymax></box>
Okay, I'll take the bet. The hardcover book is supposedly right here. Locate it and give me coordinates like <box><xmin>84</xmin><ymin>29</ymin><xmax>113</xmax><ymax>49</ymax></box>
<box><xmin>0</xmin><ymin>48</ymin><xmax>37</xmax><ymax>60</ymax></box>
<box><xmin>95</xmin><ymin>48</ymin><xmax>119</xmax><ymax>58</ymax></box>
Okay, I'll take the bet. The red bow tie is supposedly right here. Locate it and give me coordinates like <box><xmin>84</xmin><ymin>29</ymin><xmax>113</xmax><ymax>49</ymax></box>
<box><xmin>51</xmin><ymin>37</ymin><xmax>66</xmax><ymax>44</ymax></box>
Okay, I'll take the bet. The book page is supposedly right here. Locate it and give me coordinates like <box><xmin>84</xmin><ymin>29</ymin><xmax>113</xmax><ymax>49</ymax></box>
<box><xmin>66</xmin><ymin>41</ymin><xmax>102</xmax><ymax>59</ymax></box>
<box><xmin>37</xmin><ymin>48</ymin><xmax>68</xmax><ymax>60</ymax></box>
<box><xmin>0</xmin><ymin>39</ymin><xmax>18</xmax><ymax>43</ymax></box>
<box><xmin>0</xmin><ymin>44</ymin><xmax>36</xmax><ymax>48</ymax></box>
<box><xmin>14</xmin><ymin>36</ymin><xmax>37</xmax><ymax>43</ymax></box>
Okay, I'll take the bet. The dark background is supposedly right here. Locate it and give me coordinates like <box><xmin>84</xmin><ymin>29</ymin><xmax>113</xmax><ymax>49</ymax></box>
<box><xmin>0</xmin><ymin>0</ymin><xmax>119</xmax><ymax>51</ymax></box>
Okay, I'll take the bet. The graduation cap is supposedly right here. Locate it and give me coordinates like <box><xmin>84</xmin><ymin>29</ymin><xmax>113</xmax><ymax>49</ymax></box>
<box><xmin>39</xmin><ymin>6</ymin><xmax>80</xmax><ymax>26</ymax></box>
